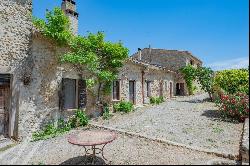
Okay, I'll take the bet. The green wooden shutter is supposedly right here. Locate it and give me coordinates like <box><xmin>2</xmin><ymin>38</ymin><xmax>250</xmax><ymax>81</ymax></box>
<box><xmin>78</xmin><ymin>79</ymin><xmax>87</xmax><ymax>109</ymax></box>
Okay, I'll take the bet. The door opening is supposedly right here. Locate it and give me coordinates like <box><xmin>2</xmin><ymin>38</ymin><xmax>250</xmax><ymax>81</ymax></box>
<box><xmin>176</xmin><ymin>83</ymin><xmax>185</xmax><ymax>96</ymax></box>
<box><xmin>0</xmin><ymin>74</ymin><xmax>11</xmax><ymax>138</ymax></box>
<box><xmin>129</xmin><ymin>81</ymin><xmax>135</xmax><ymax>104</ymax></box>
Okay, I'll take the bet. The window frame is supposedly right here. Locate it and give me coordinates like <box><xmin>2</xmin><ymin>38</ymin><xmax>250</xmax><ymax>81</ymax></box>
<box><xmin>61</xmin><ymin>78</ymin><xmax>86</xmax><ymax>111</ymax></box>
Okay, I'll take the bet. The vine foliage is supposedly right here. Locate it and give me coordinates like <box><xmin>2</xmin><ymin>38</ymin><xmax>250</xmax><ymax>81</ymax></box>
<box><xmin>33</xmin><ymin>7</ymin><xmax>129</xmax><ymax>104</ymax></box>
<box><xmin>180</xmin><ymin>64</ymin><xmax>197</xmax><ymax>95</ymax></box>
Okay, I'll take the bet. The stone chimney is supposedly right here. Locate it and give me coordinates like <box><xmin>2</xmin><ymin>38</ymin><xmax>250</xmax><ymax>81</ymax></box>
<box><xmin>149</xmin><ymin>45</ymin><xmax>152</xmax><ymax>63</ymax></box>
<box><xmin>61</xmin><ymin>0</ymin><xmax>79</xmax><ymax>35</ymax></box>
<box><xmin>138</xmin><ymin>48</ymin><xmax>142</xmax><ymax>61</ymax></box>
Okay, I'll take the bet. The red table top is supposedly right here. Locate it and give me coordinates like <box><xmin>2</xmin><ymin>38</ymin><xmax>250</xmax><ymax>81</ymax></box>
<box><xmin>68</xmin><ymin>130</ymin><xmax>117</xmax><ymax>146</ymax></box>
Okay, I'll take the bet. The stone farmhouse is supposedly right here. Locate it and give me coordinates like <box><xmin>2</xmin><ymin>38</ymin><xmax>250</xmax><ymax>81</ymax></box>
<box><xmin>0</xmin><ymin>0</ymin><xmax>203</xmax><ymax>141</ymax></box>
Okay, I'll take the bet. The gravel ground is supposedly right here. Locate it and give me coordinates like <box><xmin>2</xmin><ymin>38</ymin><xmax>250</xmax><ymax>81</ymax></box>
<box><xmin>0</xmin><ymin>127</ymin><xmax>231</xmax><ymax>165</ymax></box>
<box><xmin>91</xmin><ymin>94</ymin><xmax>244</xmax><ymax>156</ymax></box>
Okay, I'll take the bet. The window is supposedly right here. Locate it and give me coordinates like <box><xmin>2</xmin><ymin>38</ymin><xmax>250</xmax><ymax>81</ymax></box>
<box><xmin>60</xmin><ymin>78</ymin><xmax>87</xmax><ymax>110</ymax></box>
<box><xmin>190</xmin><ymin>60</ymin><xmax>194</xmax><ymax>66</ymax></box>
<box><xmin>113</xmin><ymin>81</ymin><xmax>120</xmax><ymax>100</ymax></box>
<box><xmin>146</xmin><ymin>81</ymin><xmax>151</xmax><ymax>97</ymax></box>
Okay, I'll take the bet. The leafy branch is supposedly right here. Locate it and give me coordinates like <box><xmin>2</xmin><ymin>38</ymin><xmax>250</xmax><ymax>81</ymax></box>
<box><xmin>33</xmin><ymin>7</ymin><xmax>129</xmax><ymax>105</ymax></box>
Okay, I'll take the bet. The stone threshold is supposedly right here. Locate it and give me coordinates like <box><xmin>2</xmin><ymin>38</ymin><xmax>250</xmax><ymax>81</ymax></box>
<box><xmin>88</xmin><ymin>123</ymin><xmax>240</xmax><ymax>161</ymax></box>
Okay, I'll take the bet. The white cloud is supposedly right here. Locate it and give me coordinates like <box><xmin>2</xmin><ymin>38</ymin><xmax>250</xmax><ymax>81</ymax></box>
<box><xmin>206</xmin><ymin>57</ymin><xmax>249</xmax><ymax>71</ymax></box>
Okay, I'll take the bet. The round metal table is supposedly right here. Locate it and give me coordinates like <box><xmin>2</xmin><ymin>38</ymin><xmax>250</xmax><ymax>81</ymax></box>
<box><xmin>68</xmin><ymin>130</ymin><xmax>117</xmax><ymax>164</ymax></box>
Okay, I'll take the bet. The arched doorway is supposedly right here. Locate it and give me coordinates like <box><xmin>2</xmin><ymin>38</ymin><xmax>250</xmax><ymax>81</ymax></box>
<box><xmin>176</xmin><ymin>83</ymin><xmax>185</xmax><ymax>96</ymax></box>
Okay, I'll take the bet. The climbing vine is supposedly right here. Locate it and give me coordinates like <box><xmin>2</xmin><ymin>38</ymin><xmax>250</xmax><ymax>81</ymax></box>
<box><xmin>33</xmin><ymin>7</ymin><xmax>129</xmax><ymax>104</ymax></box>
<box><xmin>180</xmin><ymin>64</ymin><xmax>197</xmax><ymax>95</ymax></box>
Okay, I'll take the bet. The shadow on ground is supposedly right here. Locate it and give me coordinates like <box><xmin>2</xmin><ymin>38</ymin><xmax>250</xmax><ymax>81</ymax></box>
<box><xmin>201</xmin><ymin>110</ymin><xmax>241</xmax><ymax>124</ymax></box>
<box><xmin>180</xmin><ymin>97</ymin><xmax>212</xmax><ymax>103</ymax></box>
<box><xmin>60</xmin><ymin>156</ymin><xmax>107</xmax><ymax>165</ymax></box>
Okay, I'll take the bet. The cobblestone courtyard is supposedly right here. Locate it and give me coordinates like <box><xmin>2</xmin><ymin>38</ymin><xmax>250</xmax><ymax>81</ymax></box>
<box><xmin>0</xmin><ymin>94</ymin><xmax>243</xmax><ymax>165</ymax></box>
<box><xmin>91</xmin><ymin>94</ymin><xmax>244</xmax><ymax>157</ymax></box>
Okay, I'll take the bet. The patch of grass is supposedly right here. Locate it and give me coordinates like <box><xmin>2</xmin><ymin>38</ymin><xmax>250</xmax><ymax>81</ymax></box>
<box><xmin>212</xmin><ymin>126</ymin><xmax>224</xmax><ymax>134</ymax></box>
<box><xmin>206</xmin><ymin>138</ymin><xmax>216</xmax><ymax>143</ymax></box>
<box><xmin>182</xmin><ymin>127</ymin><xmax>194</xmax><ymax>134</ymax></box>
<box><xmin>150</xmin><ymin>96</ymin><xmax>165</xmax><ymax>105</ymax></box>
<box><xmin>102</xmin><ymin>104</ymin><xmax>113</xmax><ymax>120</ymax></box>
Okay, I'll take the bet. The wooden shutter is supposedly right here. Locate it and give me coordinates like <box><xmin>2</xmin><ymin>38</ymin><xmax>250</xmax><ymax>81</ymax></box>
<box><xmin>59</xmin><ymin>79</ymin><xmax>65</xmax><ymax>110</ymax></box>
<box><xmin>147</xmin><ymin>81</ymin><xmax>151</xmax><ymax>97</ymax></box>
<box><xmin>78</xmin><ymin>79</ymin><xmax>87</xmax><ymax>109</ymax></box>
<box><xmin>61</xmin><ymin>78</ymin><xmax>76</xmax><ymax>109</ymax></box>
<box><xmin>113</xmin><ymin>81</ymin><xmax>120</xmax><ymax>100</ymax></box>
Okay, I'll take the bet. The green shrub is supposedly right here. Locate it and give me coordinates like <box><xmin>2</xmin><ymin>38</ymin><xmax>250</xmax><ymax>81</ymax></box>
<box><xmin>215</xmin><ymin>92</ymin><xmax>249</xmax><ymax>122</ymax></box>
<box><xmin>102</xmin><ymin>103</ymin><xmax>113</xmax><ymax>120</ymax></box>
<box><xmin>159</xmin><ymin>96</ymin><xmax>165</xmax><ymax>103</ymax></box>
<box><xmin>32</xmin><ymin>110</ymin><xmax>89</xmax><ymax>141</ymax></box>
<box><xmin>214</xmin><ymin>69</ymin><xmax>249</xmax><ymax>95</ymax></box>
<box><xmin>113</xmin><ymin>101</ymin><xmax>134</xmax><ymax>113</ymax></box>
<box><xmin>150</xmin><ymin>97</ymin><xmax>157</xmax><ymax>104</ymax></box>
<box><xmin>150</xmin><ymin>96</ymin><xmax>164</xmax><ymax>105</ymax></box>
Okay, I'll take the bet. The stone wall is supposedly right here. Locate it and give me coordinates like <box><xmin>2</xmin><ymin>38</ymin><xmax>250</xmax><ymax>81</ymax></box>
<box><xmin>118</xmin><ymin>61</ymin><xmax>144</xmax><ymax>105</ymax></box>
<box><xmin>117</xmin><ymin>61</ymin><xmax>176</xmax><ymax>106</ymax></box>
<box><xmin>241</xmin><ymin>118</ymin><xmax>249</xmax><ymax>163</ymax></box>
<box><xmin>14</xmin><ymin>33</ymin><xmax>97</xmax><ymax>140</ymax></box>
<box><xmin>0</xmin><ymin>0</ymin><xmax>33</xmax><ymax>140</ymax></box>
<box><xmin>0</xmin><ymin>0</ymin><xmax>32</xmax><ymax>73</ymax></box>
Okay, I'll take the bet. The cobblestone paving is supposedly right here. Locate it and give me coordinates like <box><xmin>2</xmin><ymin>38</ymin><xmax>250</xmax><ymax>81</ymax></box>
<box><xmin>0</xmin><ymin>94</ymin><xmax>243</xmax><ymax>165</ymax></box>
<box><xmin>0</xmin><ymin>128</ymin><xmax>230</xmax><ymax>165</ymax></box>
<box><xmin>91</xmin><ymin>94</ymin><xmax>244</xmax><ymax>156</ymax></box>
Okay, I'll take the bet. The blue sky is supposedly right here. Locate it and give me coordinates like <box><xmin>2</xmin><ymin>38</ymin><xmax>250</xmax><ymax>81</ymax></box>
<box><xmin>33</xmin><ymin>0</ymin><xmax>249</xmax><ymax>71</ymax></box>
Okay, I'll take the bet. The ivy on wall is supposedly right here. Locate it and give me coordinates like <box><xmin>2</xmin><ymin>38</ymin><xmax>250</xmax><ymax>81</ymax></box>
<box><xmin>33</xmin><ymin>7</ymin><xmax>129</xmax><ymax>104</ymax></box>
<box><xmin>180</xmin><ymin>64</ymin><xmax>197</xmax><ymax>95</ymax></box>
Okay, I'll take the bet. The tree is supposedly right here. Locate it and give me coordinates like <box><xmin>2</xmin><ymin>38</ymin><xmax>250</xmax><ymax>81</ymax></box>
<box><xmin>196</xmin><ymin>67</ymin><xmax>214</xmax><ymax>101</ymax></box>
<box><xmin>180</xmin><ymin>65</ymin><xmax>215</xmax><ymax>100</ymax></box>
<box><xmin>214</xmin><ymin>69</ymin><xmax>249</xmax><ymax>95</ymax></box>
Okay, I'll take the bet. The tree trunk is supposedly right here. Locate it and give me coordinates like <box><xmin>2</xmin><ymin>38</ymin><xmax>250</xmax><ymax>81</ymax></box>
<box><xmin>208</xmin><ymin>92</ymin><xmax>213</xmax><ymax>101</ymax></box>
<box><xmin>97</xmin><ymin>82</ymin><xmax>102</xmax><ymax>104</ymax></box>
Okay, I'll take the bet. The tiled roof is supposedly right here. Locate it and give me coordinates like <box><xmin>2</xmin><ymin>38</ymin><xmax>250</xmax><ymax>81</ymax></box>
<box><xmin>131</xmin><ymin>48</ymin><xmax>203</xmax><ymax>64</ymax></box>
<box><xmin>128</xmin><ymin>58</ymin><xmax>177</xmax><ymax>74</ymax></box>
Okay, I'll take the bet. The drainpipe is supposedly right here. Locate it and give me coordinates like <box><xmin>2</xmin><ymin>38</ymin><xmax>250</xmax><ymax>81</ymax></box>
<box><xmin>141</xmin><ymin>70</ymin><xmax>145</xmax><ymax>104</ymax></box>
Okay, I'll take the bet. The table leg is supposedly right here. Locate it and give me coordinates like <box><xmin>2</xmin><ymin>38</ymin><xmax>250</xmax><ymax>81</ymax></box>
<box><xmin>101</xmin><ymin>143</ymin><xmax>108</xmax><ymax>161</ymax></box>
<box><xmin>82</xmin><ymin>144</ymin><xmax>109</xmax><ymax>164</ymax></box>
<box><xmin>91</xmin><ymin>146</ymin><xmax>96</xmax><ymax>164</ymax></box>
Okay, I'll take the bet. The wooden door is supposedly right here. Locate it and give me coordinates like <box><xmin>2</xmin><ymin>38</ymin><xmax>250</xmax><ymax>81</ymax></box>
<box><xmin>170</xmin><ymin>82</ymin><xmax>173</xmax><ymax>98</ymax></box>
<box><xmin>0</xmin><ymin>86</ymin><xmax>10</xmax><ymax>136</ymax></box>
<box><xmin>129</xmin><ymin>81</ymin><xmax>135</xmax><ymax>104</ymax></box>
